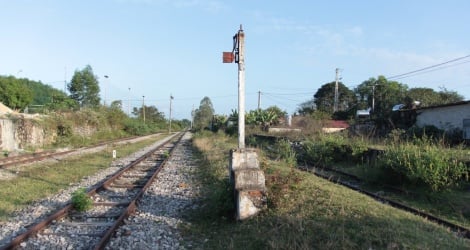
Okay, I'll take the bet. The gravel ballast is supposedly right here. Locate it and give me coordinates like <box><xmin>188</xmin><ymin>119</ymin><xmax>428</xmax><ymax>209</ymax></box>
<box><xmin>0</xmin><ymin>132</ymin><xmax>200</xmax><ymax>249</ymax></box>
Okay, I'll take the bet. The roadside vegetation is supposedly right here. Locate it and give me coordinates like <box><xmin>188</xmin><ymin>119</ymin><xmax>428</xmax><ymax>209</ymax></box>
<box><xmin>0</xmin><ymin>67</ymin><xmax>189</xmax><ymax>154</ymax></box>
<box><xmin>184</xmin><ymin>131</ymin><xmax>470</xmax><ymax>249</ymax></box>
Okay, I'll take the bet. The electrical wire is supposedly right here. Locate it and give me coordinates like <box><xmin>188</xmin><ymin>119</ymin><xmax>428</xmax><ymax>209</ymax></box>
<box><xmin>389</xmin><ymin>60</ymin><xmax>470</xmax><ymax>80</ymax></box>
<box><xmin>387</xmin><ymin>54</ymin><xmax>470</xmax><ymax>80</ymax></box>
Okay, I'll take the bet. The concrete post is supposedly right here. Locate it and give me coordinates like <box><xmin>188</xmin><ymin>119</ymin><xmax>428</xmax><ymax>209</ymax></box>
<box><xmin>237</xmin><ymin>26</ymin><xmax>245</xmax><ymax>149</ymax></box>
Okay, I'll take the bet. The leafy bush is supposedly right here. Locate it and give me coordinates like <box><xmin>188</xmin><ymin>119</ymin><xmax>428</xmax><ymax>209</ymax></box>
<box><xmin>123</xmin><ymin>118</ymin><xmax>151</xmax><ymax>135</ymax></box>
<box><xmin>274</xmin><ymin>139</ymin><xmax>297</xmax><ymax>167</ymax></box>
<box><xmin>71</xmin><ymin>188</ymin><xmax>93</xmax><ymax>211</ymax></box>
<box><xmin>301</xmin><ymin>133</ymin><xmax>368</xmax><ymax>166</ymax></box>
<box><xmin>377</xmin><ymin>137</ymin><xmax>468</xmax><ymax>191</ymax></box>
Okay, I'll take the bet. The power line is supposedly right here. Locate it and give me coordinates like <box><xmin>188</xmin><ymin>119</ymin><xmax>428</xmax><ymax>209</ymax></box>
<box><xmin>390</xmin><ymin>60</ymin><xmax>470</xmax><ymax>80</ymax></box>
<box><xmin>387</xmin><ymin>54</ymin><xmax>470</xmax><ymax>80</ymax></box>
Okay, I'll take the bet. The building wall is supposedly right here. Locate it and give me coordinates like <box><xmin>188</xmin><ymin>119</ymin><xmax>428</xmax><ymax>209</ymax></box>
<box><xmin>416</xmin><ymin>103</ymin><xmax>470</xmax><ymax>131</ymax></box>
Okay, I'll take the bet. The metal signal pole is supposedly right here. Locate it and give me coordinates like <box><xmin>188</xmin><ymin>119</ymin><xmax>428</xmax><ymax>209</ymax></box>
<box><xmin>334</xmin><ymin>68</ymin><xmax>339</xmax><ymax>112</ymax></box>
<box><xmin>237</xmin><ymin>25</ymin><xmax>245</xmax><ymax>149</ymax></box>
<box><xmin>223</xmin><ymin>25</ymin><xmax>246</xmax><ymax>149</ymax></box>
<box><xmin>169</xmin><ymin>95</ymin><xmax>173</xmax><ymax>134</ymax></box>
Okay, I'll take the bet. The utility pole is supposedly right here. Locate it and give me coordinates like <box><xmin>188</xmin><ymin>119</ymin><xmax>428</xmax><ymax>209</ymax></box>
<box><xmin>334</xmin><ymin>68</ymin><xmax>339</xmax><ymax>112</ymax></box>
<box><xmin>142</xmin><ymin>95</ymin><xmax>145</xmax><ymax>123</ymax></box>
<box><xmin>191</xmin><ymin>104</ymin><xmax>194</xmax><ymax>130</ymax></box>
<box><xmin>372</xmin><ymin>83</ymin><xmax>376</xmax><ymax>113</ymax></box>
<box><xmin>169</xmin><ymin>95</ymin><xmax>173</xmax><ymax>134</ymax></box>
<box><xmin>103</xmin><ymin>75</ymin><xmax>109</xmax><ymax>106</ymax></box>
<box><xmin>128</xmin><ymin>88</ymin><xmax>131</xmax><ymax>116</ymax></box>
<box><xmin>64</xmin><ymin>67</ymin><xmax>67</xmax><ymax>94</ymax></box>
<box><xmin>258</xmin><ymin>90</ymin><xmax>261</xmax><ymax>110</ymax></box>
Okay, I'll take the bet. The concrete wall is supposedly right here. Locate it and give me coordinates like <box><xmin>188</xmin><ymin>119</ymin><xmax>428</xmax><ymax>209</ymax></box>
<box><xmin>0</xmin><ymin>119</ymin><xmax>18</xmax><ymax>151</ymax></box>
<box><xmin>0</xmin><ymin>115</ymin><xmax>53</xmax><ymax>151</ymax></box>
<box><xmin>416</xmin><ymin>103</ymin><xmax>470</xmax><ymax>131</ymax></box>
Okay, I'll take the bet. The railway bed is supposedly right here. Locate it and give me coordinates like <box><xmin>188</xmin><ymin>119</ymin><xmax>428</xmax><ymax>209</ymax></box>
<box><xmin>300</xmin><ymin>165</ymin><xmax>470</xmax><ymax>239</ymax></box>
<box><xmin>0</xmin><ymin>132</ymin><xmax>199</xmax><ymax>249</ymax></box>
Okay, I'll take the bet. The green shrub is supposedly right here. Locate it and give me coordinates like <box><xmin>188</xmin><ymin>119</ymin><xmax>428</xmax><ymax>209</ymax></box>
<box><xmin>377</xmin><ymin>137</ymin><xmax>468</xmax><ymax>191</ymax></box>
<box><xmin>71</xmin><ymin>188</ymin><xmax>93</xmax><ymax>211</ymax></box>
<box><xmin>123</xmin><ymin>119</ymin><xmax>150</xmax><ymax>135</ymax></box>
<box><xmin>301</xmin><ymin>133</ymin><xmax>369</xmax><ymax>166</ymax></box>
<box><xmin>274</xmin><ymin>139</ymin><xmax>297</xmax><ymax>167</ymax></box>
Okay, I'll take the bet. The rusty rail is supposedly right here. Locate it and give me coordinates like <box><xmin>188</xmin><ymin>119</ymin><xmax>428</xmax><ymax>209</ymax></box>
<box><xmin>0</xmin><ymin>132</ymin><xmax>184</xmax><ymax>250</ymax></box>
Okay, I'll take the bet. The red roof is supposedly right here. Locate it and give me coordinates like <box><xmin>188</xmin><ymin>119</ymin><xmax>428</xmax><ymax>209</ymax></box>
<box><xmin>327</xmin><ymin>120</ymin><xmax>350</xmax><ymax>128</ymax></box>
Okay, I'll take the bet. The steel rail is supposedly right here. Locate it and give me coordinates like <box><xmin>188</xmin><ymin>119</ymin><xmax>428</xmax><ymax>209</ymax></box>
<box><xmin>0</xmin><ymin>132</ymin><xmax>184</xmax><ymax>250</ymax></box>
<box><xmin>0</xmin><ymin>135</ymin><xmax>146</xmax><ymax>169</ymax></box>
<box><xmin>305</xmin><ymin>166</ymin><xmax>470</xmax><ymax>239</ymax></box>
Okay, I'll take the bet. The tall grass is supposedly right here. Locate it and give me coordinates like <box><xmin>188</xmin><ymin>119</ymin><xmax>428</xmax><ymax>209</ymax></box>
<box><xmin>301</xmin><ymin>133</ymin><xmax>369</xmax><ymax>166</ymax></box>
<box><xmin>376</xmin><ymin>136</ymin><xmax>468</xmax><ymax>191</ymax></box>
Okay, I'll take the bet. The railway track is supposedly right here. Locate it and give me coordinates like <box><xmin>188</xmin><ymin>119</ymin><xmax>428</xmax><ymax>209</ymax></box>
<box><xmin>0</xmin><ymin>136</ymin><xmax>141</xmax><ymax>169</ymax></box>
<box><xmin>300</xmin><ymin>165</ymin><xmax>470</xmax><ymax>239</ymax></box>
<box><xmin>0</xmin><ymin>132</ymin><xmax>184</xmax><ymax>250</ymax></box>
<box><xmin>251</xmin><ymin>134</ymin><xmax>470</xmax><ymax>239</ymax></box>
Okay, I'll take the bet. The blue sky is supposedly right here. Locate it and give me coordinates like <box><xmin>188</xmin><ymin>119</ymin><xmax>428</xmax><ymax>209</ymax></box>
<box><xmin>1</xmin><ymin>0</ymin><xmax>469</xmax><ymax>119</ymax></box>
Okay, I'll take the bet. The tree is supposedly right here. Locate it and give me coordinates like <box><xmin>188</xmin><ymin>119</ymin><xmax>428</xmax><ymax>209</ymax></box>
<box><xmin>297</xmin><ymin>99</ymin><xmax>316</xmax><ymax>115</ymax></box>
<box><xmin>0</xmin><ymin>76</ymin><xmax>33</xmax><ymax>111</ymax></box>
<box><xmin>103</xmin><ymin>100</ymin><xmax>128</xmax><ymax>130</ymax></box>
<box><xmin>355</xmin><ymin>76</ymin><xmax>408</xmax><ymax>125</ymax></box>
<box><xmin>437</xmin><ymin>87</ymin><xmax>464</xmax><ymax>104</ymax></box>
<box><xmin>314</xmin><ymin>81</ymin><xmax>355</xmax><ymax>114</ymax></box>
<box><xmin>68</xmin><ymin>65</ymin><xmax>101</xmax><ymax>108</ymax></box>
<box><xmin>193</xmin><ymin>96</ymin><xmax>214</xmax><ymax>131</ymax></box>
<box><xmin>406</xmin><ymin>87</ymin><xmax>464</xmax><ymax>107</ymax></box>
<box><xmin>132</xmin><ymin>105</ymin><xmax>165</xmax><ymax>123</ymax></box>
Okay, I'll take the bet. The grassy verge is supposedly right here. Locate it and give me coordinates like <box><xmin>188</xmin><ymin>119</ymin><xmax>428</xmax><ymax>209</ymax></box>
<box><xmin>0</xmin><ymin>134</ymin><xmax>167</xmax><ymax>221</ymax></box>
<box><xmin>183</xmin><ymin>132</ymin><xmax>470</xmax><ymax>249</ymax></box>
<box><xmin>338</xmin><ymin>163</ymin><xmax>470</xmax><ymax>229</ymax></box>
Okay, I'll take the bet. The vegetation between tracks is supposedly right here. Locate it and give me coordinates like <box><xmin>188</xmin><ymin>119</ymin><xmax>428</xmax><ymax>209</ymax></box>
<box><xmin>0</xmin><ymin>135</ymin><xmax>166</xmax><ymax>220</ymax></box>
<box><xmin>183</xmin><ymin>131</ymin><xmax>470</xmax><ymax>249</ymax></box>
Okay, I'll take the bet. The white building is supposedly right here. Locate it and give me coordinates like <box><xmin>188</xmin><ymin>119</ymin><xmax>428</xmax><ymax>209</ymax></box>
<box><xmin>414</xmin><ymin>101</ymin><xmax>470</xmax><ymax>139</ymax></box>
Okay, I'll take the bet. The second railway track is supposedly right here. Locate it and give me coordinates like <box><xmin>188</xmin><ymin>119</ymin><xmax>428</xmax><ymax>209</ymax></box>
<box><xmin>1</xmin><ymin>132</ymin><xmax>185</xmax><ymax>250</ymax></box>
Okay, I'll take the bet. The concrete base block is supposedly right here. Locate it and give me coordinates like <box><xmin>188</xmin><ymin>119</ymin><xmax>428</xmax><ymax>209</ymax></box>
<box><xmin>229</xmin><ymin>148</ymin><xmax>267</xmax><ymax>220</ymax></box>
<box><xmin>236</xmin><ymin>190</ymin><xmax>267</xmax><ymax>220</ymax></box>
<box><xmin>234</xmin><ymin>168</ymin><xmax>265</xmax><ymax>191</ymax></box>
<box><xmin>229</xmin><ymin>148</ymin><xmax>259</xmax><ymax>175</ymax></box>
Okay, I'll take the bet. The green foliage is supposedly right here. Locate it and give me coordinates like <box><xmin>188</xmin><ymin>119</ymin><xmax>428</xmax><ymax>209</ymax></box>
<box><xmin>297</xmin><ymin>99</ymin><xmax>316</xmax><ymax>115</ymax></box>
<box><xmin>105</xmin><ymin>101</ymin><xmax>128</xmax><ymax>130</ymax></box>
<box><xmin>71</xmin><ymin>188</ymin><xmax>93</xmax><ymax>211</ymax></box>
<box><xmin>132</xmin><ymin>105</ymin><xmax>166</xmax><ymax>124</ymax></box>
<box><xmin>68</xmin><ymin>65</ymin><xmax>101</xmax><ymax>108</ymax></box>
<box><xmin>376</xmin><ymin>136</ymin><xmax>469</xmax><ymax>191</ymax></box>
<box><xmin>246</xmin><ymin>108</ymin><xmax>279</xmax><ymax>130</ymax></box>
<box><xmin>0</xmin><ymin>76</ymin><xmax>33</xmax><ymax>111</ymax></box>
<box><xmin>302</xmin><ymin>134</ymin><xmax>347</xmax><ymax>166</ymax></box>
<box><xmin>123</xmin><ymin>118</ymin><xmax>152</xmax><ymax>135</ymax></box>
<box><xmin>211</xmin><ymin>114</ymin><xmax>227</xmax><ymax>132</ymax></box>
<box><xmin>193</xmin><ymin>96</ymin><xmax>215</xmax><ymax>131</ymax></box>
<box><xmin>355</xmin><ymin>76</ymin><xmax>408</xmax><ymax>126</ymax></box>
<box><xmin>406</xmin><ymin>125</ymin><xmax>464</xmax><ymax>145</ymax></box>
<box><xmin>314</xmin><ymin>81</ymin><xmax>356</xmax><ymax>114</ymax></box>
<box><xmin>274</xmin><ymin>139</ymin><xmax>297</xmax><ymax>167</ymax></box>
<box><xmin>406</xmin><ymin>87</ymin><xmax>463</xmax><ymax>107</ymax></box>
<box><xmin>301</xmin><ymin>133</ymin><xmax>369</xmax><ymax>166</ymax></box>
<box><xmin>45</xmin><ymin>94</ymin><xmax>78</xmax><ymax>112</ymax></box>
